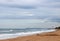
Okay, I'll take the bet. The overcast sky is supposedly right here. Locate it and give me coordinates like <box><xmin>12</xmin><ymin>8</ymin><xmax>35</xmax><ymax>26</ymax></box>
<box><xmin>0</xmin><ymin>0</ymin><xmax>60</xmax><ymax>28</ymax></box>
<box><xmin>0</xmin><ymin>0</ymin><xmax>60</xmax><ymax>21</ymax></box>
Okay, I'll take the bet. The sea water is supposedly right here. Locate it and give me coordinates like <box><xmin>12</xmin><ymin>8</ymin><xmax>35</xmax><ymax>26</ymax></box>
<box><xmin>0</xmin><ymin>28</ymin><xmax>55</xmax><ymax>40</ymax></box>
<box><xmin>0</xmin><ymin>19</ymin><xmax>57</xmax><ymax>40</ymax></box>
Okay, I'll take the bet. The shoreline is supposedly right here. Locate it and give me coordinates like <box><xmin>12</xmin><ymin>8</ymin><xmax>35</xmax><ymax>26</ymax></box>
<box><xmin>0</xmin><ymin>29</ymin><xmax>60</xmax><ymax>41</ymax></box>
<box><xmin>0</xmin><ymin>29</ymin><xmax>55</xmax><ymax>40</ymax></box>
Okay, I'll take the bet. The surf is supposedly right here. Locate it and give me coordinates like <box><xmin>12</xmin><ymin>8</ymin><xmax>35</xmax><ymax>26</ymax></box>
<box><xmin>0</xmin><ymin>29</ymin><xmax>55</xmax><ymax>40</ymax></box>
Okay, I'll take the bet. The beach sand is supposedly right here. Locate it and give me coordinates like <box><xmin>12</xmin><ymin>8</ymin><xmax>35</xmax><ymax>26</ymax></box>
<box><xmin>0</xmin><ymin>30</ymin><xmax>60</xmax><ymax>41</ymax></box>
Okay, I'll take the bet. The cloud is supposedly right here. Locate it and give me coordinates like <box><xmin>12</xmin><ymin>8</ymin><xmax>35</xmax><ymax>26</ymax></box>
<box><xmin>0</xmin><ymin>0</ymin><xmax>60</xmax><ymax>23</ymax></box>
<box><xmin>0</xmin><ymin>4</ymin><xmax>36</xmax><ymax>9</ymax></box>
<box><xmin>0</xmin><ymin>0</ymin><xmax>60</xmax><ymax>28</ymax></box>
<box><xmin>42</xmin><ymin>2</ymin><xmax>60</xmax><ymax>8</ymax></box>
<box><xmin>0</xmin><ymin>0</ymin><xmax>45</xmax><ymax>9</ymax></box>
<box><xmin>47</xmin><ymin>17</ymin><xmax>60</xmax><ymax>22</ymax></box>
<box><xmin>0</xmin><ymin>0</ymin><xmax>60</xmax><ymax>9</ymax></box>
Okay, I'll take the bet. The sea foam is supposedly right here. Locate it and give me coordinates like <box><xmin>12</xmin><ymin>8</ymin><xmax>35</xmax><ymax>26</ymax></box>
<box><xmin>0</xmin><ymin>29</ymin><xmax>55</xmax><ymax>40</ymax></box>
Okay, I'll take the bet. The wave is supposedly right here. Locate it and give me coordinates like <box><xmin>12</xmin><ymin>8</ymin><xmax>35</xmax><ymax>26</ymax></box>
<box><xmin>0</xmin><ymin>29</ymin><xmax>55</xmax><ymax>40</ymax></box>
<box><xmin>0</xmin><ymin>30</ymin><xmax>13</xmax><ymax>32</ymax></box>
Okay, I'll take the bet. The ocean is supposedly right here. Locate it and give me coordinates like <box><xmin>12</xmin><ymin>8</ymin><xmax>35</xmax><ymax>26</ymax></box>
<box><xmin>0</xmin><ymin>28</ymin><xmax>55</xmax><ymax>40</ymax></box>
<box><xmin>0</xmin><ymin>19</ymin><xmax>57</xmax><ymax>40</ymax></box>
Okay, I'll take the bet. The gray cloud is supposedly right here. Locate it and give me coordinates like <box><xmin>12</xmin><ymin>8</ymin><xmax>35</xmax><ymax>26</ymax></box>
<box><xmin>47</xmin><ymin>0</ymin><xmax>60</xmax><ymax>2</ymax></box>
<box><xmin>0</xmin><ymin>4</ymin><xmax>36</xmax><ymax>9</ymax></box>
<box><xmin>0</xmin><ymin>0</ymin><xmax>60</xmax><ymax>9</ymax></box>
<box><xmin>0</xmin><ymin>0</ymin><xmax>60</xmax><ymax>23</ymax></box>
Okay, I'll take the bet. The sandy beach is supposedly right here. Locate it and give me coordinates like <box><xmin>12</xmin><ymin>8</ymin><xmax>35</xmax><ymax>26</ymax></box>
<box><xmin>0</xmin><ymin>29</ymin><xmax>60</xmax><ymax>41</ymax></box>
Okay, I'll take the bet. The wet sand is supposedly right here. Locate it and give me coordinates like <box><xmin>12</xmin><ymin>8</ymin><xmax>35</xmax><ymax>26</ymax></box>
<box><xmin>0</xmin><ymin>30</ymin><xmax>60</xmax><ymax>41</ymax></box>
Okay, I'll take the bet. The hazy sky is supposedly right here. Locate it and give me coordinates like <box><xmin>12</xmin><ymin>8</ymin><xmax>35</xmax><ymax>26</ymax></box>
<box><xmin>0</xmin><ymin>0</ymin><xmax>60</xmax><ymax>28</ymax></box>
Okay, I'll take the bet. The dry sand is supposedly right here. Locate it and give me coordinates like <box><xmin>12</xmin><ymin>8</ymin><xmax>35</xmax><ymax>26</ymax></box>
<box><xmin>0</xmin><ymin>29</ymin><xmax>60</xmax><ymax>41</ymax></box>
